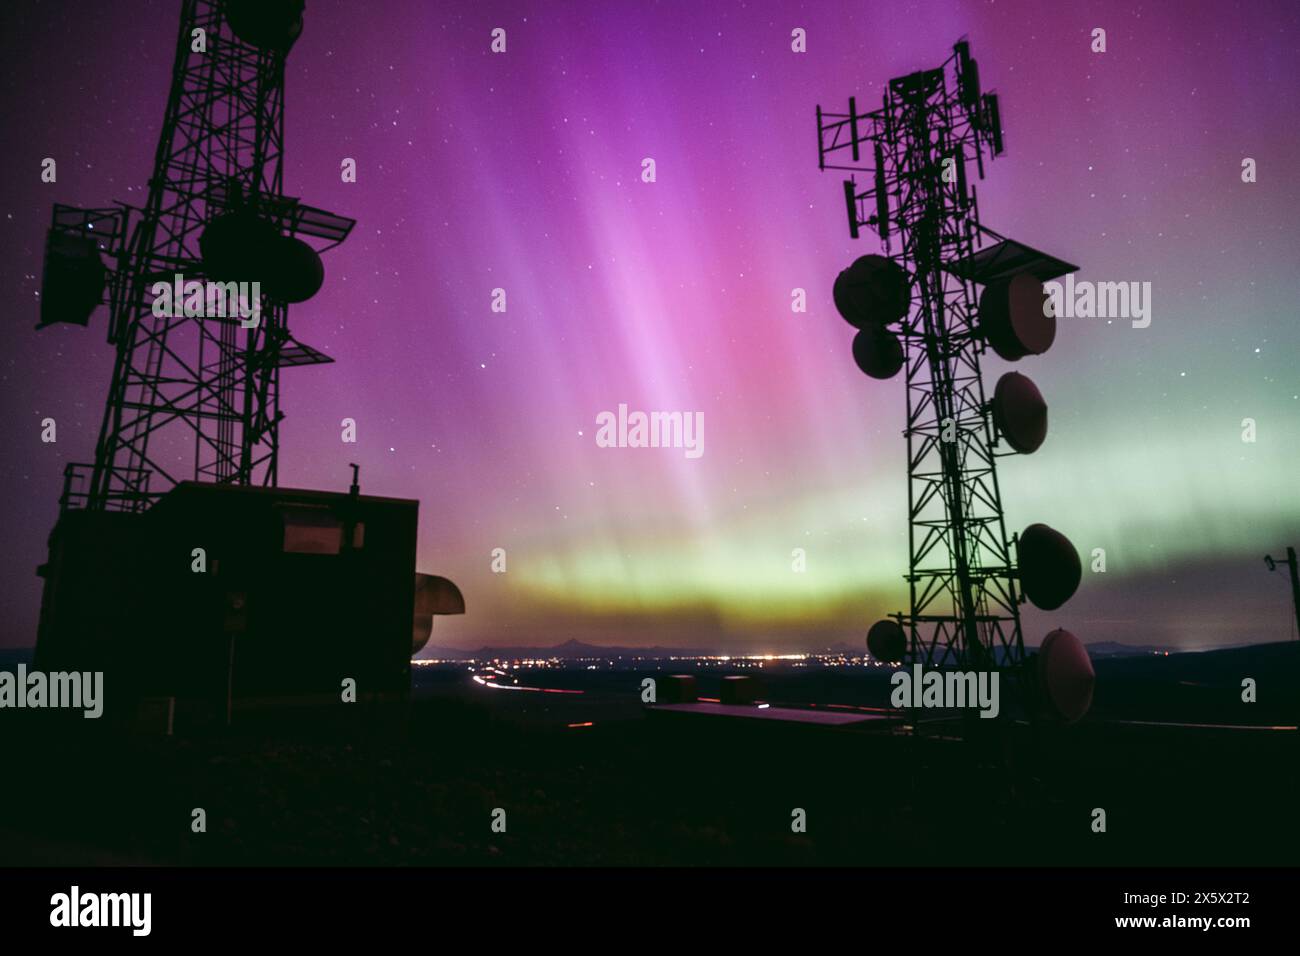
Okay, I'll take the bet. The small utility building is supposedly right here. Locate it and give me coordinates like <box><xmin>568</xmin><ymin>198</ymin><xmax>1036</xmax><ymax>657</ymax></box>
<box><xmin>35</xmin><ymin>481</ymin><xmax>461</xmax><ymax>724</ymax></box>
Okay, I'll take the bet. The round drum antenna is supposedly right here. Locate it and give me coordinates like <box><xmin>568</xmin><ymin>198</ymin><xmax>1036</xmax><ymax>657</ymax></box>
<box><xmin>1018</xmin><ymin>523</ymin><xmax>1082</xmax><ymax>610</ymax></box>
<box><xmin>867</xmin><ymin>619</ymin><xmax>907</xmax><ymax>662</ymax></box>
<box><xmin>833</xmin><ymin>254</ymin><xmax>911</xmax><ymax>328</ymax></box>
<box><xmin>224</xmin><ymin>0</ymin><xmax>305</xmax><ymax>52</ymax></box>
<box><xmin>265</xmin><ymin>235</ymin><xmax>325</xmax><ymax>303</ymax></box>
<box><xmin>1037</xmin><ymin>628</ymin><xmax>1094</xmax><ymax>723</ymax></box>
<box><xmin>200</xmin><ymin>211</ymin><xmax>280</xmax><ymax>282</ymax></box>
<box><xmin>992</xmin><ymin>371</ymin><xmax>1048</xmax><ymax>453</ymax></box>
<box><xmin>980</xmin><ymin>272</ymin><xmax>1055</xmax><ymax>360</ymax></box>
<box><xmin>852</xmin><ymin>328</ymin><xmax>905</xmax><ymax>379</ymax></box>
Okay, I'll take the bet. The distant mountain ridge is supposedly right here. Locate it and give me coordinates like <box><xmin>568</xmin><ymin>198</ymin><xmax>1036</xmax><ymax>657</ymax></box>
<box><xmin>1083</xmin><ymin>641</ymin><xmax>1174</xmax><ymax>658</ymax></box>
<box><xmin>418</xmin><ymin>637</ymin><xmax>1195</xmax><ymax>661</ymax></box>
<box><xmin>420</xmin><ymin>639</ymin><xmax>714</xmax><ymax>660</ymax></box>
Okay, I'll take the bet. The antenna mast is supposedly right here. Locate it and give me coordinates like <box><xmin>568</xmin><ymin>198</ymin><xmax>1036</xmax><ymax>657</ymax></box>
<box><xmin>37</xmin><ymin>0</ymin><xmax>355</xmax><ymax>513</ymax></box>
<box><xmin>817</xmin><ymin>40</ymin><xmax>1083</xmax><ymax>674</ymax></box>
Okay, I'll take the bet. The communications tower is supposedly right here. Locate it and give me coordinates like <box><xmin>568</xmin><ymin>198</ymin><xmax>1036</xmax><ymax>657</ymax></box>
<box><xmin>37</xmin><ymin>0</ymin><xmax>353</xmax><ymax>513</ymax></box>
<box><xmin>816</xmin><ymin>41</ymin><xmax>1084</xmax><ymax>674</ymax></box>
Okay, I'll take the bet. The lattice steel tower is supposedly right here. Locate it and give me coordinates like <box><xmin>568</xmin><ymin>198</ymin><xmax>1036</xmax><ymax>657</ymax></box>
<box><xmin>37</xmin><ymin>0</ymin><xmax>353</xmax><ymax>512</ymax></box>
<box><xmin>816</xmin><ymin>41</ymin><xmax>1081</xmax><ymax>671</ymax></box>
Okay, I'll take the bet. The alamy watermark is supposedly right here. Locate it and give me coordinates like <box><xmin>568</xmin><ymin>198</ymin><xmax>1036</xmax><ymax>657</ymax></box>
<box><xmin>151</xmin><ymin>272</ymin><xmax>261</xmax><ymax>327</ymax></box>
<box><xmin>50</xmin><ymin>886</ymin><xmax>150</xmax><ymax>936</ymax></box>
<box><xmin>889</xmin><ymin>663</ymin><xmax>1000</xmax><ymax>719</ymax></box>
<box><xmin>0</xmin><ymin>665</ymin><xmax>103</xmax><ymax>718</ymax></box>
<box><xmin>1043</xmin><ymin>274</ymin><xmax>1151</xmax><ymax>329</ymax></box>
<box><xmin>595</xmin><ymin>403</ymin><xmax>704</xmax><ymax>459</ymax></box>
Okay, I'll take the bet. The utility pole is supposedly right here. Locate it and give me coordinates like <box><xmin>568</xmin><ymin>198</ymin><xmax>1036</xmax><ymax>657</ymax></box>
<box><xmin>1264</xmin><ymin>547</ymin><xmax>1300</xmax><ymax>639</ymax></box>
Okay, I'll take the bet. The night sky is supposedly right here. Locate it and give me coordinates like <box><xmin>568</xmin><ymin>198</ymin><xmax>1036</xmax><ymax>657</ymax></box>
<box><xmin>1</xmin><ymin>0</ymin><xmax>1297</xmax><ymax>652</ymax></box>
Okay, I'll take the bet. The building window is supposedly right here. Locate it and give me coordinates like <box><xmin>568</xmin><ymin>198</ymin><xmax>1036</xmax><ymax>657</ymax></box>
<box><xmin>281</xmin><ymin>508</ymin><xmax>343</xmax><ymax>555</ymax></box>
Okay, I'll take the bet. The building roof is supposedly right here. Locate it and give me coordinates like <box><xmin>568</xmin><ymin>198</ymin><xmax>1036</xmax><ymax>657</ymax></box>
<box><xmin>159</xmin><ymin>481</ymin><xmax>419</xmax><ymax>509</ymax></box>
